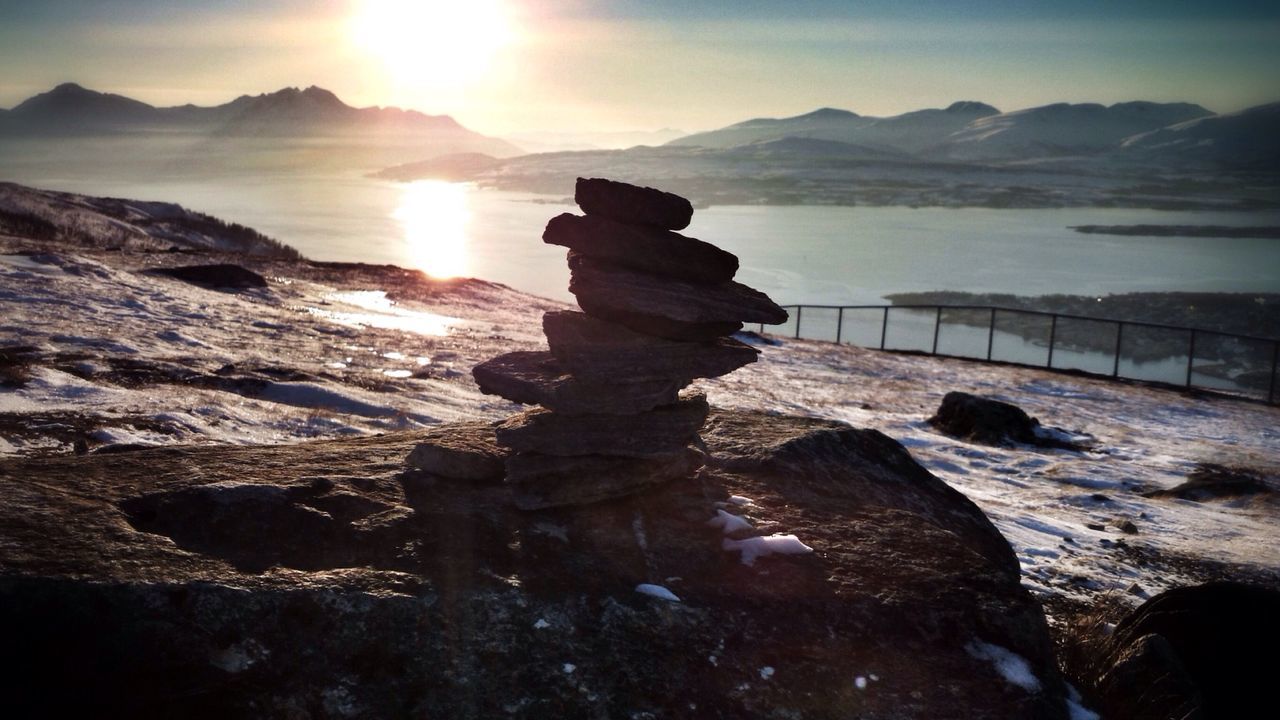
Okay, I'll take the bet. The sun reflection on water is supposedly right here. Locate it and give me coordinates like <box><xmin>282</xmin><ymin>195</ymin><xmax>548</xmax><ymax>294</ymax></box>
<box><xmin>394</xmin><ymin>180</ymin><xmax>471</xmax><ymax>279</ymax></box>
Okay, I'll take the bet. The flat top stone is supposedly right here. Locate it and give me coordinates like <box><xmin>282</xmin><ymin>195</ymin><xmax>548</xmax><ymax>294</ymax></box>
<box><xmin>575</xmin><ymin>177</ymin><xmax>694</xmax><ymax>231</ymax></box>
<box><xmin>543</xmin><ymin>213</ymin><xmax>737</xmax><ymax>284</ymax></box>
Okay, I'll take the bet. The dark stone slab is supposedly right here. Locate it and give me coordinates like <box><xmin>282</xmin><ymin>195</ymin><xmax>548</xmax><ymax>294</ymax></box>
<box><xmin>150</xmin><ymin>264</ymin><xmax>267</xmax><ymax>289</ymax></box>
<box><xmin>496</xmin><ymin>393</ymin><xmax>709</xmax><ymax>458</ymax></box>
<box><xmin>472</xmin><ymin>350</ymin><xmax>686</xmax><ymax>415</ymax></box>
<box><xmin>574</xmin><ymin>177</ymin><xmax>694</xmax><ymax>230</ymax></box>
<box><xmin>543</xmin><ymin>310</ymin><xmax>758</xmax><ymax>383</ymax></box>
<box><xmin>406</xmin><ymin>421</ymin><xmax>506</xmax><ymax>481</ymax></box>
<box><xmin>568</xmin><ymin>252</ymin><xmax>788</xmax><ymax>326</ymax></box>
<box><xmin>574</xmin><ymin>293</ymin><xmax>743</xmax><ymax>340</ymax></box>
<box><xmin>506</xmin><ymin>447</ymin><xmax>705</xmax><ymax>510</ymax></box>
<box><xmin>543</xmin><ymin>213</ymin><xmax>737</xmax><ymax>284</ymax></box>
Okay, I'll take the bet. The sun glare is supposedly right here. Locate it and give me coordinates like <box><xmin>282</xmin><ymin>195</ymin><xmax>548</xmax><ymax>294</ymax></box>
<box><xmin>395</xmin><ymin>180</ymin><xmax>471</xmax><ymax>279</ymax></box>
<box><xmin>350</xmin><ymin>0</ymin><xmax>513</xmax><ymax>88</ymax></box>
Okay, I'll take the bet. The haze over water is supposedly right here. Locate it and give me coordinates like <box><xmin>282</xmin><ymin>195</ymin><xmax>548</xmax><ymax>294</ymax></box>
<box><xmin>10</xmin><ymin>169</ymin><xmax>1279</xmax><ymax>306</ymax></box>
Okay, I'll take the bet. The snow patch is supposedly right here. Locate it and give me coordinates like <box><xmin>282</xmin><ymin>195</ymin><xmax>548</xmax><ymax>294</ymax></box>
<box><xmin>707</xmin><ymin>509</ymin><xmax>753</xmax><ymax>534</ymax></box>
<box><xmin>635</xmin><ymin>584</ymin><xmax>681</xmax><ymax>603</ymax></box>
<box><xmin>966</xmin><ymin>640</ymin><xmax>1042</xmax><ymax>693</ymax></box>
<box><xmin>723</xmin><ymin>534</ymin><xmax>814</xmax><ymax>566</ymax></box>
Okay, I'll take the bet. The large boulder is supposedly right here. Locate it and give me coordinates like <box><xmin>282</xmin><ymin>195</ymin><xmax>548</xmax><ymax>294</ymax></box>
<box><xmin>0</xmin><ymin>411</ymin><xmax>1068</xmax><ymax>718</ymax></box>
<box><xmin>472</xmin><ymin>350</ymin><xmax>686</xmax><ymax>415</ymax></box>
<box><xmin>497</xmin><ymin>393</ymin><xmax>709</xmax><ymax>458</ymax></box>
<box><xmin>574</xmin><ymin>176</ymin><xmax>694</xmax><ymax>230</ymax></box>
<box><xmin>543</xmin><ymin>310</ymin><xmax>759</xmax><ymax>383</ymax></box>
<box><xmin>1091</xmin><ymin>582</ymin><xmax>1280</xmax><ymax>719</ymax></box>
<box><xmin>928</xmin><ymin>391</ymin><xmax>1085</xmax><ymax>450</ymax></box>
<box><xmin>544</xmin><ymin>213</ymin><xmax>738</xmax><ymax>284</ymax></box>
<box><xmin>568</xmin><ymin>252</ymin><xmax>789</xmax><ymax>327</ymax></box>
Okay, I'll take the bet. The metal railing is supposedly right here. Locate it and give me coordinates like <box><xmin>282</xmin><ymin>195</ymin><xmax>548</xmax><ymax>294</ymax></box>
<box><xmin>757</xmin><ymin>304</ymin><xmax>1279</xmax><ymax>405</ymax></box>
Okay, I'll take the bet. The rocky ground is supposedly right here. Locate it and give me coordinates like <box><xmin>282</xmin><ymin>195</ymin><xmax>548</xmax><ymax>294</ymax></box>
<box><xmin>2</xmin><ymin>222</ymin><xmax>1278</xmax><ymax>717</ymax></box>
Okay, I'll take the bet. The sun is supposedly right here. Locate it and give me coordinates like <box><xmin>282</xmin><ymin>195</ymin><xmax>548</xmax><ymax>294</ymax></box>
<box><xmin>350</xmin><ymin>0</ymin><xmax>513</xmax><ymax>88</ymax></box>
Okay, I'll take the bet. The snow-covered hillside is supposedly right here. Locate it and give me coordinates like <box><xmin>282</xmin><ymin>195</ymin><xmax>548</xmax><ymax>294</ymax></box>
<box><xmin>0</xmin><ymin>182</ymin><xmax>298</xmax><ymax>257</ymax></box>
<box><xmin>2</xmin><ymin>238</ymin><xmax>1276</xmax><ymax>624</ymax></box>
<box><xmin>938</xmin><ymin>102</ymin><xmax>1212</xmax><ymax>161</ymax></box>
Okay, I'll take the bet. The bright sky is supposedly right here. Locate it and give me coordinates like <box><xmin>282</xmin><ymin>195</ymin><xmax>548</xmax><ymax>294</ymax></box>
<box><xmin>1</xmin><ymin>0</ymin><xmax>1277</xmax><ymax>136</ymax></box>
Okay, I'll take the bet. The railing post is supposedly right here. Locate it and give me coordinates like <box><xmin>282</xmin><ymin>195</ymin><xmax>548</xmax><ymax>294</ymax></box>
<box><xmin>794</xmin><ymin>305</ymin><xmax>802</xmax><ymax>339</ymax></box>
<box><xmin>836</xmin><ymin>307</ymin><xmax>844</xmax><ymax>344</ymax></box>
<box><xmin>1185</xmin><ymin>330</ymin><xmax>1198</xmax><ymax>389</ymax></box>
<box><xmin>1269</xmin><ymin>340</ymin><xmax>1278</xmax><ymax>405</ymax></box>
<box><xmin>880</xmin><ymin>307</ymin><xmax>889</xmax><ymax>350</ymax></box>
<box><xmin>931</xmin><ymin>306</ymin><xmax>943</xmax><ymax>354</ymax></box>
<box><xmin>1046</xmin><ymin>314</ymin><xmax>1058</xmax><ymax>368</ymax></box>
<box><xmin>1112</xmin><ymin>322</ymin><xmax>1124</xmax><ymax>377</ymax></box>
<box><xmin>986</xmin><ymin>308</ymin><xmax>996</xmax><ymax>360</ymax></box>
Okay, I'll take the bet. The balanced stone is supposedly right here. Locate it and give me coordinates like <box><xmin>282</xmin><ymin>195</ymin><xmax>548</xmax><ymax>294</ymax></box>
<box><xmin>572</xmin><ymin>296</ymin><xmax>743</xmax><ymax>341</ymax></box>
<box><xmin>506</xmin><ymin>447</ymin><xmax>705</xmax><ymax>510</ymax></box>
<box><xmin>405</xmin><ymin>421</ymin><xmax>506</xmax><ymax>481</ymax></box>
<box><xmin>543</xmin><ymin>310</ymin><xmax>758</xmax><ymax>383</ymax></box>
<box><xmin>472</xmin><ymin>350</ymin><xmax>685</xmax><ymax>415</ymax></box>
<box><xmin>496</xmin><ymin>393</ymin><xmax>709</xmax><ymax>458</ymax></box>
<box><xmin>568</xmin><ymin>252</ymin><xmax>789</xmax><ymax>326</ymax></box>
<box><xmin>575</xmin><ymin>177</ymin><xmax>694</xmax><ymax>231</ymax></box>
<box><xmin>543</xmin><ymin>213</ymin><xmax>737</xmax><ymax>284</ymax></box>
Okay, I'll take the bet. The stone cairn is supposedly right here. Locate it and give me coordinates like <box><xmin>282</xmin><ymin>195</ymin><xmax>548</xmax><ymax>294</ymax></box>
<box><xmin>471</xmin><ymin>177</ymin><xmax>788</xmax><ymax>510</ymax></box>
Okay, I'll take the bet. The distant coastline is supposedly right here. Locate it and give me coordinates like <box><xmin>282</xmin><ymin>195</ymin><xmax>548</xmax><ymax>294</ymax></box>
<box><xmin>1071</xmin><ymin>225</ymin><xmax>1280</xmax><ymax>239</ymax></box>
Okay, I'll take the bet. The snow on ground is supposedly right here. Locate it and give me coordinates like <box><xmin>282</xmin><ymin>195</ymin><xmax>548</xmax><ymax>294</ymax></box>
<box><xmin>704</xmin><ymin>330</ymin><xmax>1280</xmax><ymax>609</ymax></box>
<box><xmin>1</xmin><ymin>244</ymin><xmax>1277</xmax><ymax>618</ymax></box>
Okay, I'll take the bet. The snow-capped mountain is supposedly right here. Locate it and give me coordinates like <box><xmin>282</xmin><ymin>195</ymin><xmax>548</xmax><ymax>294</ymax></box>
<box><xmin>1119</xmin><ymin>102</ymin><xmax>1280</xmax><ymax>170</ymax></box>
<box><xmin>938</xmin><ymin>101</ymin><xmax>1213</xmax><ymax>161</ymax></box>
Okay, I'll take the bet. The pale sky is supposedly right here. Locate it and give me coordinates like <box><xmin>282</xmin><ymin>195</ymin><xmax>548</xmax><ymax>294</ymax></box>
<box><xmin>1</xmin><ymin>0</ymin><xmax>1277</xmax><ymax>136</ymax></box>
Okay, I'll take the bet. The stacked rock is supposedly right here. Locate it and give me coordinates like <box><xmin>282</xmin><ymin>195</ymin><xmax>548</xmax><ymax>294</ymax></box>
<box><xmin>473</xmin><ymin>178</ymin><xmax>788</xmax><ymax>510</ymax></box>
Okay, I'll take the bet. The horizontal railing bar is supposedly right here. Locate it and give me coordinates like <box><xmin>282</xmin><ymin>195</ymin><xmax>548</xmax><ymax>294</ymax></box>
<box><xmin>772</xmin><ymin>304</ymin><xmax>1278</xmax><ymax>344</ymax></box>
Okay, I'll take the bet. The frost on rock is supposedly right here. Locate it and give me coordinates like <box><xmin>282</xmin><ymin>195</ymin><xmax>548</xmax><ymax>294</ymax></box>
<box><xmin>722</xmin><ymin>534</ymin><xmax>814</xmax><ymax>566</ymax></box>
<box><xmin>966</xmin><ymin>640</ymin><xmax>1042</xmax><ymax>693</ymax></box>
<box><xmin>635</xmin><ymin>583</ymin><xmax>681</xmax><ymax>602</ymax></box>
<box><xmin>707</xmin><ymin>508</ymin><xmax>753</xmax><ymax>534</ymax></box>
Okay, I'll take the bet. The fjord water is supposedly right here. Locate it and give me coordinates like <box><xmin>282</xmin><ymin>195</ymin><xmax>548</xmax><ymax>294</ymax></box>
<box><xmin>10</xmin><ymin>172</ymin><xmax>1280</xmax><ymax>306</ymax></box>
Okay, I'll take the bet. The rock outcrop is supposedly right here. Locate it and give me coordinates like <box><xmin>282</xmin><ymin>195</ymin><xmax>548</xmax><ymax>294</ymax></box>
<box><xmin>1090</xmin><ymin>582</ymin><xmax>1280</xmax><ymax>719</ymax></box>
<box><xmin>0</xmin><ymin>410</ymin><xmax>1069</xmax><ymax>718</ymax></box>
<box><xmin>928</xmin><ymin>391</ymin><xmax>1088</xmax><ymax>450</ymax></box>
<box><xmin>473</xmin><ymin>178</ymin><xmax>788</xmax><ymax>509</ymax></box>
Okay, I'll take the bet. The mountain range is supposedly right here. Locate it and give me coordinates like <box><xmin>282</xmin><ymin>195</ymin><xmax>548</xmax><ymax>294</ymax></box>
<box><xmin>665</xmin><ymin>100</ymin><xmax>1277</xmax><ymax>168</ymax></box>
<box><xmin>0</xmin><ymin>83</ymin><xmax>522</xmax><ymax>166</ymax></box>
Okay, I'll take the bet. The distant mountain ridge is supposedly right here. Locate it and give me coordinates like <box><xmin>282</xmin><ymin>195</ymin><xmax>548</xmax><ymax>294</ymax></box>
<box><xmin>0</xmin><ymin>83</ymin><xmax>521</xmax><ymax>160</ymax></box>
<box><xmin>669</xmin><ymin>101</ymin><xmax>1002</xmax><ymax>154</ymax></box>
<box><xmin>664</xmin><ymin>99</ymin><xmax>1255</xmax><ymax>165</ymax></box>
